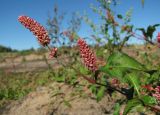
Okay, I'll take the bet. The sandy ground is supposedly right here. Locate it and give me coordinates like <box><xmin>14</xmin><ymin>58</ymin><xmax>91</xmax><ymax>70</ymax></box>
<box><xmin>0</xmin><ymin>53</ymin><xmax>116</xmax><ymax>115</ymax></box>
<box><xmin>0</xmin><ymin>82</ymin><xmax>115</xmax><ymax>115</ymax></box>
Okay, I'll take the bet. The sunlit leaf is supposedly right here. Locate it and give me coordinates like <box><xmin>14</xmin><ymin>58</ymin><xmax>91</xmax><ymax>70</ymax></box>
<box><xmin>140</xmin><ymin>95</ymin><xmax>157</xmax><ymax>105</ymax></box>
<box><xmin>113</xmin><ymin>103</ymin><xmax>120</xmax><ymax>115</ymax></box>
<box><xmin>126</xmin><ymin>73</ymin><xmax>140</xmax><ymax>96</ymax></box>
<box><xmin>96</xmin><ymin>86</ymin><xmax>106</xmax><ymax>101</ymax></box>
<box><xmin>100</xmin><ymin>51</ymin><xmax>146</xmax><ymax>80</ymax></box>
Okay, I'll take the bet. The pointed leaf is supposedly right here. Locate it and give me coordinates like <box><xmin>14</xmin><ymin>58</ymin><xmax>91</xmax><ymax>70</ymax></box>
<box><xmin>100</xmin><ymin>51</ymin><xmax>146</xmax><ymax>79</ymax></box>
<box><xmin>126</xmin><ymin>73</ymin><xmax>140</xmax><ymax>96</ymax></box>
<box><xmin>96</xmin><ymin>86</ymin><xmax>106</xmax><ymax>101</ymax></box>
<box><xmin>113</xmin><ymin>103</ymin><xmax>120</xmax><ymax>115</ymax></box>
<box><xmin>140</xmin><ymin>95</ymin><xmax>157</xmax><ymax>105</ymax></box>
<box><xmin>123</xmin><ymin>99</ymin><xmax>142</xmax><ymax>115</ymax></box>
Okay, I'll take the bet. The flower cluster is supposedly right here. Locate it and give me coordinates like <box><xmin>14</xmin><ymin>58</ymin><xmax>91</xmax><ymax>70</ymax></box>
<box><xmin>77</xmin><ymin>38</ymin><xmax>98</xmax><ymax>72</ymax></box>
<box><xmin>152</xmin><ymin>86</ymin><xmax>160</xmax><ymax>101</ymax></box>
<box><xmin>18</xmin><ymin>16</ymin><xmax>50</xmax><ymax>47</ymax></box>
<box><xmin>142</xmin><ymin>85</ymin><xmax>160</xmax><ymax>101</ymax></box>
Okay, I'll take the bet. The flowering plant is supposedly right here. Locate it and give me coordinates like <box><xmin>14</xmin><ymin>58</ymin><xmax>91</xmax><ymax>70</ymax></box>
<box><xmin>18</xmin><ymin>1</ymin><xmax>160</xmax><ymax>114</ymax></box>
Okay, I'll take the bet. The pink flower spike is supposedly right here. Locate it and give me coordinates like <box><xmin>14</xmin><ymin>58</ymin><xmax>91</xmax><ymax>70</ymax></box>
<box><xmin>18</xmin><ymin>15</ymin><xmax>50</xmax><ymax>47</ymax></box>
<box><xmin>157</xmin><ymin>32</ymin><xmax>160</xmax><ymax>43</ymax></box>
<box><xmin>49</xmin><ymin>48</ymin><xmax>58</xmax><ymax>58</ymax></box>
<box><xmin>77</xmin><ymin>38</ymin><xmax>98</xmax><ymax>72</ymax></box>
<box><xmin>155</xmin><ymin>86</ymin><xmax>160</xmax><ymax>93</ymax></box>
<box><xmin>152</xmin><ymin>86</ymin><xmax>160</xmax><ymax>101</ymax></box>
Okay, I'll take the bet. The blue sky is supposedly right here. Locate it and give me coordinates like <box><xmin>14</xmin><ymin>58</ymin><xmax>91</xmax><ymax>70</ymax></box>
<box><xmin>0</xmin><ymin>0</ymin><xmax>160</xmax><ymax>50</ymax></box>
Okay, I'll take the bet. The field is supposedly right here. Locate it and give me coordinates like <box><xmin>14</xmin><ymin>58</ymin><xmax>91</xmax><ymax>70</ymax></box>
<box><xmin>0</xmin><ymin>45</ymin><xmax>159</xmax><ymax>115</ymax></box>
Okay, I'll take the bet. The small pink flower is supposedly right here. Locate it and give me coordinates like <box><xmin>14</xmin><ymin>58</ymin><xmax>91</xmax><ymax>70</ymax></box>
<box><xmin>157</xmin><ymin>32</ymin><xmax>160</xmax><ymax>43</ymax></box>
<box><xmin>152</xmin><ymin>86</ymin><xmax>160</xmax><ymax>101</ymax></box>
<box><xmin>77</xmin><ymin>38</ymin><xmax>98</xmax><ymax>72</ymax></box>
<box><xmin>152</xmin><ymin>93</ymin><xmax>160</xmax><ymax>101</ymax></box>
<box><xmin>49</xmin><ymin>48</ymin><xmax>58</xmax><ymax>58</ymax></box>
<box><xmin>18</xmin><ymin>15</ymin><xmax>50</xmax><ymax>47</ymax></box>
<box><xmin>155</xmin><ymin>86</ymin><xmax>160</xmax><ymax>93</ymax></box>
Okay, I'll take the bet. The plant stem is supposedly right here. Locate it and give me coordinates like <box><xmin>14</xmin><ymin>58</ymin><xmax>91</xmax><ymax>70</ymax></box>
<box><xmin>130</xmin><ymin>32</ymin><xmax>154</xmax><ymax>45</ymax></box>
<box><xmin>147</xmin><ymin>105</ymin><xmax>160</xmax><ymax>112</ymax></box>
<box><xmin>55</xmin><ymin>55</ymin><xmax>127</xmax><ymax>95</ymax></box>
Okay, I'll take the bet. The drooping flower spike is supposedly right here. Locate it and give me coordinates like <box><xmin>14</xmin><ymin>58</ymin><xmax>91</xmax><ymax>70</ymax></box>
<box><xmin>77</xmin><ymin>38</ymin><xmax>98</xmax><ymax>72</ymax></box>
<box><xmin>18</xmin><ymin>15</ymin><xmax>50</xmax><ymax>47</ymax></box>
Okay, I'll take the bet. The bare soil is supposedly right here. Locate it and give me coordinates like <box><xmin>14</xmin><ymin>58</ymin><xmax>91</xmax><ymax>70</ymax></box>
<box><xmin>0</xmin><ymin>82</ymin><xmax>115</xmax><ymax>115</ymax></box>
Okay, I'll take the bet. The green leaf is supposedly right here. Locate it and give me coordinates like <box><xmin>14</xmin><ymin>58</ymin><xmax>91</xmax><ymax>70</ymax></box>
<box><xmin>105</xmin><ymin>23</ymin><xmax>109</xmax><ymax>34</ymax></box>
<box><xmin>146</xmin><ymin>24</ymin><xmax>160</xmax><ymax>40</ymax></box>
<box><xmin>72</xmin><ymin>32</ymin><xmax>79</xmax><ymax>41</ymax></box>
<box><xmin>147</xmin><ymin>71</ymin><xmax>160</xmax><ymax>84</ymax></box>
<box><xmin>80</xmin><ymin>66</ymin><xmax>89</xmax><ymax>75</ymax></box>
<box><xmin>54</xmin><ymin>76</ymin><xmax>65</xmax><ymax>82</ymax></box>
<box><xmin>136</xmin><ymin>24</ymin><xmax>160</xmax><ymax>40</ymax></box>
<box><xmin>63</xmin><ymin>99</ymin><xmax>72</xmax><ymax>108</ymax></box>
<box><xmin>140</xmin><ymin>95</ymin><xmax>157</xmax><ymax>105</ymax></box>
<box><xmin>123</xmin><ymin>99</ymin><xmax>142</xmax><ymax>115</ymax></box>
<box><xmin>126</xmin><ymin>73</ymin><xmax>140</xmax><ymax>96</ymax></box>
<box><xmin>113</xmin><ymin>103</ymin><xmax>120</xmax><ymax>115</ymax></box>
<box><xmin>100</xmin><ymin>51</ymin><xmax>146</xmax><ymax>79</ymax></box>
<box><xmin>96</xmin><ymin>38</ymin><xmax>101</xmax><ymax>43</ymax></box>
<box><xmin>96</xmin><ymin>86</ymin><xmax>106</xmax><ymax>102</ymax></box>
<box><xmin>117</xmin><ymin>14</ymin><xmax>123</xmax><ymax>19</ymax></box>
<box><xmin>89</xmin><ymin>84</ymin><xmax>97</xmax><ymax>95</ymax></box>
